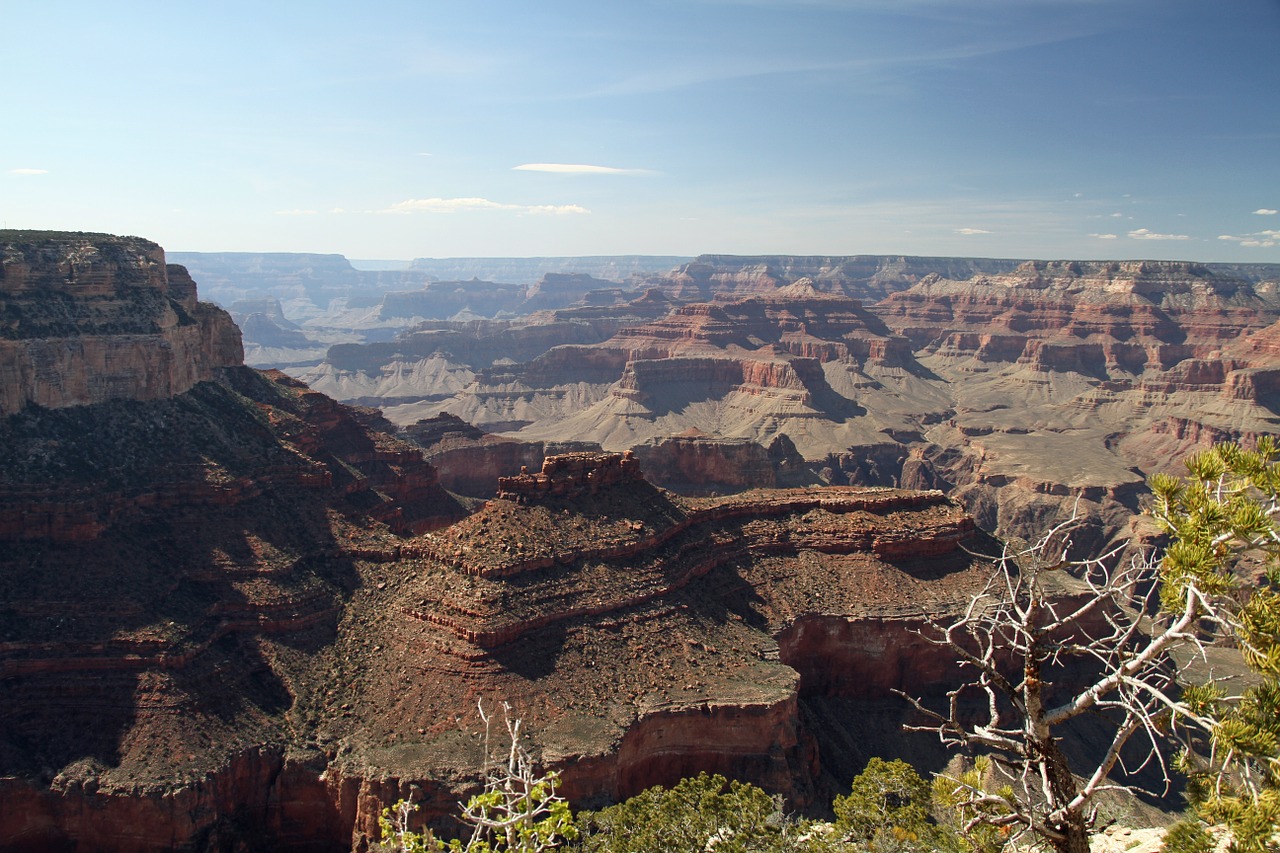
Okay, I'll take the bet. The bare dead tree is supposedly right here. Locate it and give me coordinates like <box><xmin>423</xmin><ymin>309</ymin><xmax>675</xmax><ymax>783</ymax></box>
<box><xmin>455</xmin><ymin>699</ymin><xmax>577</xmax><ymax>852</ymax></box>
<box><xmin>897</xmin><ymin>514</ymin><xmax>1223</xmax><ymax>853</ymax></box>
<box><xmin>373</xmin><ymin>700</ymin><xmax>576</xmax><ymax>852</ymax></box>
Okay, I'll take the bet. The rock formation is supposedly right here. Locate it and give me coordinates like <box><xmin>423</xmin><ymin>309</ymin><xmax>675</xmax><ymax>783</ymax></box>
<box><xmin>630</xmin><ymin>432</ymin><xmax>816</xmax><ymax>495</ymax></box>
<box><xmin>293</xmin><ymin>256</ymin><xmax>1280</xmax><ymax>551</ymax></box>
<box><xmin>521</xmin><ymin>272</ymin><xmax>620</xmax><ymax>312</ymax></box>
<box><xmin>871</xmin><ymin>260</ymin><xmax>1280</xmax><ymax>548</ymax></box>
<box><xmin>0</xmin><ymin>231</ymin><xmax>243</xmax><ymax>416</ymax></box>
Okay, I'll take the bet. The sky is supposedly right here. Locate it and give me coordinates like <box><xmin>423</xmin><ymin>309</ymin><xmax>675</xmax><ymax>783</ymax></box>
<box><xmin>2</xmin><ymin>0</ymin><xmax>1278</xmax><ymax>262</ymax></box>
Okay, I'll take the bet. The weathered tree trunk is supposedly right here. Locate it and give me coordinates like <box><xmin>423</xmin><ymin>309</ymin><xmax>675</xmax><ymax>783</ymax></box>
<box><xmin>1042</xmin><ymin>737</ymin><xmax>1090</xmax><ymax>853</ymax></box>
<box><xmin>1044</xmin><ymin>814</ymin><xmax>1091</xmax><ymax>853</ymax></box>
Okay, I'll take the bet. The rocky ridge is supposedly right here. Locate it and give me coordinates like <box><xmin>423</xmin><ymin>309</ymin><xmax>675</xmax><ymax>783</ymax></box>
<box><xmin>306</xmin><ymin>257</ymin><xmax>1280</xmax><ymax>550</ymax></box>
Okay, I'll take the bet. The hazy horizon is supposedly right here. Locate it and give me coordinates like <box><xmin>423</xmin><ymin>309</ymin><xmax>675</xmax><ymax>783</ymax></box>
<box><xmin>3</xmin><ymin>1</ymin><xmax>1278</xmax><ymax>263</ymax></box>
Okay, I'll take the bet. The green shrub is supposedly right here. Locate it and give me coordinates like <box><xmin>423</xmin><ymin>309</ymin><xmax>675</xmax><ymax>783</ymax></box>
<box><xmin>832</xmin><ymin>758</ymin><xmax>935</xmax><ymax>852</ymax></box>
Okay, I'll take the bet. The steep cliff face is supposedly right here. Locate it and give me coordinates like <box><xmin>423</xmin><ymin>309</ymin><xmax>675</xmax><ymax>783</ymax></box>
<box><xmin>632</xmin><ymin>434</ymin><xmax>781</xmax><ymax>494</ymax></box>
<box><xmin>0</xmin><ymin>231</ymin><xmax>243</xmax><ymax>416</ymax></box>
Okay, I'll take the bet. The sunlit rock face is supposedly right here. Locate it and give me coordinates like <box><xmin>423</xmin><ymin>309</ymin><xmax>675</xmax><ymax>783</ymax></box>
<box><xmin>299</xmin><ymin>255</ymin><xmax>1279</xmax><ymax>550</ymax></box>
<box><xmin>0</xmin><ymin>231</ymin><xmax>243</xmax><ymax>415</ymax></box>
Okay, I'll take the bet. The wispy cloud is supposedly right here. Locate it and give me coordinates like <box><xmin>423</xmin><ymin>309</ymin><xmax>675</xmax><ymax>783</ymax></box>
<box><xmin>955</xmin><ymin>227</ymin><xmax>991</xmax><ymax>235</ymax></box>
<box><xmin>514</xmin><ymin>163</ymin><xmax>653</xmax><ymax>176</ymax></box>
<box><xmin>575</xmin><ymin>28</ymin><xmax>1094</xmax><ymax>100</ymax></box>
<box><xmin>384</xmin><ymin>197</ymin><xmax>589</xmax><ymax>215</ymax></box>
<box><xmin>9</xmin><ymin>168</ymin><xmax>48</xmax><ymax>175</ymax></box>
<box><xmin>1089</xmin><ymin>233</ymin><xmax>1118</xmax><ymax>240</ymax></box>
<box><xmin>1128</xmin><ymin>228</ymin><xmax>1189</xmax><ymax>241</ymax></box>
<box><xmin>1255</xmin><ymin>208</ymin><xmax>1278</xmax><ymax>216</ymax></box>
<box><xmin>1218</xmin><ymin>230</ymin><xmax>1280</xmax><ymax>248</ymax></box>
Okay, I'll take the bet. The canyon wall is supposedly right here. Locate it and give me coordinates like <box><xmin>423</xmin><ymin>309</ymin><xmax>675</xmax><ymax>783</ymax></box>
<box><xmin>297</xmin><ymin>256</ymin><xmax>1280</xmax><ymax>548</ymax></box>
<box><xmin>0</xmin><ymin>232</ymin><xmax>243</xmax><ymax>416</ymax></box>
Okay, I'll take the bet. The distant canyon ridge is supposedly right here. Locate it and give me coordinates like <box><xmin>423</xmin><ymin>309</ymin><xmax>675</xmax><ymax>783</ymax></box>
<box><xmin>179</xmin><ymin>249</ymin><xmax>1280</xmax><ymax>551</ymax></box>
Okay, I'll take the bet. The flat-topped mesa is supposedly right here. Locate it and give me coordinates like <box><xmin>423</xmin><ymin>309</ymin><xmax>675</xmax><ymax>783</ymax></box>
<box><xmin>496</xmin><ymin>450</ymin><xmax>644</xmax><ymax>502</ymax></box>
<box><xmin>876</xmin><ymin>260</ymin><xmax>1280</xmax><ymax>363</ymax></box>
<box><xmin>0</xmin><ymin>231</ymin><xmax>243</xmax><ymax>415</ymax></box>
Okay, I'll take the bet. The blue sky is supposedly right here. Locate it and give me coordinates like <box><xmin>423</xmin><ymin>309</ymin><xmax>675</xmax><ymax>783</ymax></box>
<box><xmin>3</xmin><ymin>0</ymin><xmax>1278</xmax><ymax>262</ymax></box>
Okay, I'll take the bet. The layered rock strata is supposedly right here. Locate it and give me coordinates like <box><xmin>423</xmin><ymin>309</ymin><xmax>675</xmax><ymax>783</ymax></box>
<box><xmin>2</xmin><ymin>427</ymin><xmax>996</xmax><ymax>851</ymax></box>
<box><xmin>0</xmin><ymin>231</ymin><xmax>243</xmax><ymax>415</ymax></box>
<box><xmin>312</xmin><ymin>460</ymin><xmax>996</xmax><ymax>845</ymax></box>
<box><xmin>311</xmin><ymin>258</ymin><xmax>1280</xmax><ymax>549</ymax></box>
<box><xmin>870</xmin><ymin>260</ymin><xmax>1280</xmax><ymax>548</ymax></box>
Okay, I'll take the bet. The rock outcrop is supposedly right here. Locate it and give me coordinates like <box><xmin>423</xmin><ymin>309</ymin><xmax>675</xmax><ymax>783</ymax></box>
<box><xmin>867</xmin><ymin>260</ymin><xmax>1280</xmax><ymax>549</ymax></box>
<box><xmin>306</xmin><ymin>257</ymin><xmax>1280</xmax><ymax>549</ymax></box>
<box><xmin>0</xmin><ymin>231</ymin><xmax>243</xmax><ymax>416</ymax></box>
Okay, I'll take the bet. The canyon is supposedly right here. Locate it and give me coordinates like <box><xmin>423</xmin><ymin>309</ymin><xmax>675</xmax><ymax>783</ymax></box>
<box><xmin>0</xmin><ymin>232</ymin><xmax>1037</xmax><ymax>851</ymax></box>
<box><xmin>289</xmin><ymin>256</ymin><xmax>1280</xmax><ymax>553</ymax></box>
<box><xmin>3</xmin><ymin>234</ymin><xmax>1275</xmax><ymax>850</ymax></box>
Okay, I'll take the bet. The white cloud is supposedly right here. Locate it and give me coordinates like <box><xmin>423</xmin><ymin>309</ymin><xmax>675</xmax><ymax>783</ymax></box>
<box><xmin>384</xmin><ymin>197</ymin><xmax>589</xmax><ymax>215</ymax></box>
<box><xmin>513</xmin><ymin>163</ymin><xmax>652</xmax><ymax>176</ymax></box>
<box><xmin>1255</xmin><ymin>208</ymin><xmax>1278</xmax><ymax>216</ymax></box>
<box><xmin>1109</xmin><ymin>212</ymin><xmax>1124</xmax><ymax>218</ymax></box>
<box><xmin>1127</xmin><ymin>228</ymin><xmax>1189</xmax><ymax>241</ymax></box>
<box><xmin>1089</xmin><ymin>233</ymin><xmax>1118</xmax><ymax>240</ymax></box>
<box><xmin>1220</xmin><ymin>230</ymin><xmax>1280</xmax><ymax>248</ymax></box>
<box><xmin>9</xmin><ymin>168</ymin><xmax>48</xmax><ymax>175</ymax></box>
<box><xmin>954</xmin><ymin>227</ymin><xmax>991</xmax><ymax>235</ymax></box>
